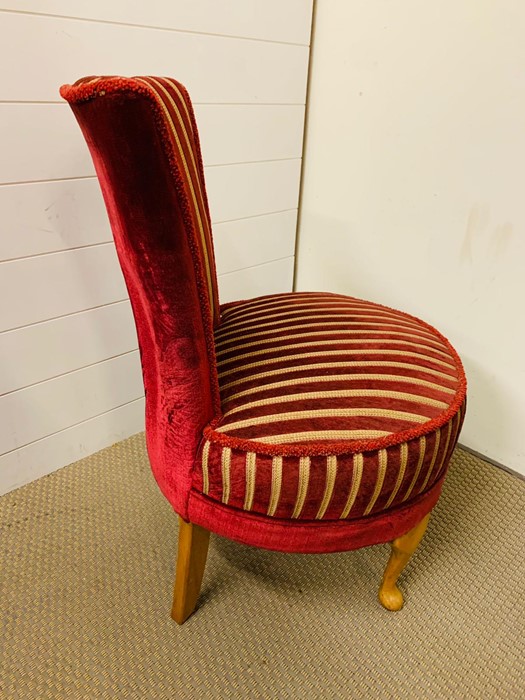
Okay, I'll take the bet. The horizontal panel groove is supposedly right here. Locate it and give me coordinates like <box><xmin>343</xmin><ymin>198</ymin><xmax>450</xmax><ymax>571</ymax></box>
<box><xmin>198</xmin><ymin>102</ymin><xmax>305</xmax><ymax>107</ymax></box>
<box><xmin>1</xmin><ymin>13</ymin><xmax>310</xmax><ymax>105</ymax></box>
<box><xmin>0</xmin><ymin>348</ymin><xmax>139</xmax><ymax>399</ymax></box>
<box><xmin>0</xmin><ymin>100</ymin><xmax>66</xmax><ymax>105</ymax></box>
<box><xmin>0</xmin><ymin>350</ymin><xmax>144</xmax><ymax>454</ymax></box>
<box><xmin>214</xmin><ymin>208</ymin><xmax>297</xmax><ymax>226</ymax></box>
<box><xmin>0</xmin><ymin>9</ymin><xmax>309</xmax><ymax>47</ymax></box>
<box><xmin>1</xmin><ymin>298</ymin><xmax>129</xmax><ymax>335</ymax></box>
<box><xmin>0</xmin><ymin>161</ymin><xmax>302</xmax><ymax>188</ymax></box>
<box><xmin>218</xmin><ymin>256</ymin><xmax>294</xmax><ymax>304</ymax></box>
<box><xmin>218</xmin><ymin>254</ymin><xmax>295</xmax><ymax>278</ymax></box>
<box><xmin>2</xmin><ymin>208</ymin><xmax>298</xmax><ymax>264</ymax></box>
<box><xmin>0</xmin><ymin>396</ymin><xmax>144</xmax><ymax>458</ymax></box>
<box><xmin>0</xmin><ymin>397</ymin><xmax>145</xmax><ymax>494</ymax></box>
<box><xmin>0</xmin><ymin>240</ymin><xmax>113</xmax><ymax>265</ymax></box>
<box><xmin>0</xmin><ymin>175</ymin><xmax>97</xmax><ymax>188</ymax></box>
<box><xmin>0</xmin><ymin>100</ymin><xmax>306</xmax><ymax>106</ymax></box>
<box><xmin>206</xmin><ymin>157</ymin><xmax>301</xmax><ymax>169</ymax></box>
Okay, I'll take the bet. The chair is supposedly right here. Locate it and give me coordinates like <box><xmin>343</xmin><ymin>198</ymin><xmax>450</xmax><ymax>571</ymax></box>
<box><xmin>60</xmin><ymin>76</ymin><xmax>466</xmax><ymax>624</ymax></box>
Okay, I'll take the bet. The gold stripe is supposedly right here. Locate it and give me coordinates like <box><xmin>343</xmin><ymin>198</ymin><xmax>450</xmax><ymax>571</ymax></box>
<box><xmin>217</xmin><ymin>329</ymin><xmax>445</xmax><ymax>356</ymax></box>
<box><xmin>224</xmin><ymin>373</ymin><xmax>455</xmax><ymax>402</ymax></box>
<box><xmin>340</xmin><ymin>453</ymin><xmax>364</xmax><ymax>518</ymax></box>
<box><xmin>221</xmin><ymin>292</ymin><xmax>327</xmax><ymax>316</ymax></box>
<box><xmin>220</xmin><ymin>361</ymin><xmax>458</xmax><ymax>390</ymax></box>
<box><xmin>243</xmin><ymin>452</ymin><xmax>257</xmax><ymax>510</ymax></box>
<box><xmin>221</xmin><ymin>295</ymin><xmax>411</xmax><ymax>323</ymax></box>
<box><xmin>419</xmin><ymin>429</ymin><xmax>441</xmax><ymax>493</ymax></box>
<box><xmin>218</xmin><ymin>349</ymin><xmax>456</xmax><ymax>375</ymax></box>
<box><xmin>385</xmin><ymin>443</ymin><xmax>408</xmax><ymax>508</ymax></box>
<box><xmin>448</xmin><ymin>407</ymin><xmax>461</xmax><ymax>446</ymax></box>
<box><xmin>434</xmin><ymin>414</ymin><xmax>455</xmax><ymax>479</ymax></box>
<box><xmin>217</xmin><ymin>312</ymin><xmax>433</xmax><ymax>340</ymax></box>
<box><xmin>254</xmin><ymin>430</ymin><xmax>390</xmax><ymax>444</ymax></box>
<box><xmin>364</xmin><ymin>449</ymin><xmax>388</xmax><ymax>515</ymax></box>
<box><xmin>201</xmin><ymin>440</ymin><xmax>210</xmax><ymax>494</ymax></box>
<box><xmin>223</xmin><ymin>389</ymin><xmax>447</xmax><ymax>417</ymax></box>
<box><xmin>221</xmin><ymin>447</ymin><xmax>231</xmax><ymax>504</ymax></box>
<box><xmin>150</xmin><ymin>78</ymin><xmax>216</xmax><ymax>315</ymax></box>
<box><xmin>440</xmin><ymin>408</ymin><xmax>462</xmax><ymax>477</ymax></box>
<box><xmin>316</xmin><ymin>456</ymin><xmax>338</xmax><ymax>519</ymax></box>
<box><xmin>292</xmin><ymin>457</ymin><xmax>310</xmax><ymax>518</ymax></box>
<box><xmin>144</xmin><ymin>80</ymin><xmax>209</xmax><ymax>238</ymax></box>
<box><xmin>163</xmin><ymin>77</ymin><xmax>192</xmax><ymax>124</ymax></box>
<box><xmin>217</xmin><ymin>338</ymin><xmax>452</xmax><ymax>366</ymax></box>
<box><xmin>217</xmin><ymin>408</ymin><xmax>429</xmax><ymax>433</ymax></box>
<box><xmin>267</xmin><ymin>456</ymin><xmax>283</xmax><ymax>516</ymax></box>
<box><xmin>135</xmin><ymin>78</ymin><xmax>216</xmax><ymax>317</ymax></box>
<box><xmin>218</xmin><ymin>302</ymin><xmax>425</xmax><ymax>324</ymax></box>
<box><xmin>220</xmin><ymin>293</ymin><xmax>374</xmax><ymax>316</ymax></box>
<box><xmin>218</xmin><ymin>304</ymin><xmax>436</xmax><ymax>339</ymax></box>
<box><xmin>402</xmin><ymin>436</ymin><xmax>427</xmax><ymax>502</ymax></box>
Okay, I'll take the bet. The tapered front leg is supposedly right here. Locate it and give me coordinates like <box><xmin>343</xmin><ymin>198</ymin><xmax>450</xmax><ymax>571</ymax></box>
<box><xmin>171</xmin><ymin>517</ymin><xmax>210</xmax><ymax>624</ymax></box>
<box><xmin>379</xmin><ymin>513</ymin><xmax>431</xmax><ymax>611</ymax></box>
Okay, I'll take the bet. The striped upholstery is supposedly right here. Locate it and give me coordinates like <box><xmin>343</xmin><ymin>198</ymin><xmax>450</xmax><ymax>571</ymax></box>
<box><xmin>71</xmin><ymin>75</ymin><xmax>220</xmax><ymax>326</ymax></box>
<box><xmin>197</xmin><ymin>292</ymin><xmax>466</xmax><ymax>521</ymax></box>
<box><xmin>61</xmin><ymin>74</ymin><xmax>468</xmax><ymax>558</ymax></box>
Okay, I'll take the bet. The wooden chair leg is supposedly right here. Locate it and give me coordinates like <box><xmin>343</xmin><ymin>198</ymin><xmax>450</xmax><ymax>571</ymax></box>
<box><xmin>378</xmin><ymin>513</ymin><xmax>431</xmax><ymax>611</ymax></box>
<box><xmin>171</xmin><ymin>517</ymin><xmax>210</xmax><ymax>624</ymax></box>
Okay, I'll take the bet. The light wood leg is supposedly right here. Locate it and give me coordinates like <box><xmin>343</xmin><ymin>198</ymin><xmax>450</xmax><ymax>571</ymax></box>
<box><xmin>378</xmin><ymin>513</ymin><xmax>431</xmax><ymax>611</ymax></box>
<box><xmin>171</xmin><ymin>517</ymin><xmax>210</xmax><ymax>624</ymax></box>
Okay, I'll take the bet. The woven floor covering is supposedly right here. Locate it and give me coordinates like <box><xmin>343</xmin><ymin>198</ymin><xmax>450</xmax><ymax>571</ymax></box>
<box><xmin>1</xmin><ymin>436</ymin><xmax>524</xmax><ymax>699</ymax></box>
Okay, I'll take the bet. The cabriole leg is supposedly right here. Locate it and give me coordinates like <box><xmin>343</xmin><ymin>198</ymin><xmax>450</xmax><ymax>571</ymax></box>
<box><xmin>379</xmin><ymin>513</ymin><xmax>431</xmax><ymax>611</ymax></box>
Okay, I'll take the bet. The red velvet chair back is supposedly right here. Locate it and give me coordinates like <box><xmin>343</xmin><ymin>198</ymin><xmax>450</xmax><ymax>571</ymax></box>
<box><xmin>60</xmin><ymin>77</ymin><xmax>222</xmax><ymax>516</ymax></box>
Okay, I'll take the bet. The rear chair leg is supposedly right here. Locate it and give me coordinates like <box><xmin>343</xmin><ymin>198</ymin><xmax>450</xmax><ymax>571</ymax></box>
<box><xmin>379</xmin><ymin>513</ymin><xmax>431</xmax><ymax>611</ymax></box>
<box><xmin>171</xmin><ymin>517</ymin><xmax>210</xmax><ymax>624</ymax></box>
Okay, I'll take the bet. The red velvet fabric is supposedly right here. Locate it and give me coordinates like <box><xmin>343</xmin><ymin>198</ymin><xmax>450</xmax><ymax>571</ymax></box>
<box><xmin>188</xmin><ymin>472</ymin><xmax>445</xmax><ymax>554</ymax></box>
<box><xmin>61</xmin><ymin>79</ymin><xmax>221</xmax><ymax>518</ymax></box>
<box><xmin>61</xmin><ymin>76</ymin><xmax>467</xmax><ymax>554</ymax></box>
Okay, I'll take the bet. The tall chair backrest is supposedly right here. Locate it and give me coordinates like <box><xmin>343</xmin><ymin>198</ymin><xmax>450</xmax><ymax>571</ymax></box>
<box><xmin>60</xmin><ymin>76</ymin><xmax>222</xmax><ymax>516</ymax></box>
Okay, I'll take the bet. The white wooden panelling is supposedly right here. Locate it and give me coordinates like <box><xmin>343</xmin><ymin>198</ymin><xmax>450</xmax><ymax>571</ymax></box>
<box><xmin>207</xmin><ymin>160</ymin><xmax>302</xmax><ymax>222</ymax></box>
<box><xmin>0</xmin><ymin>13</ymin><xmax>309</xmax><ymax>104</ymax></box>
<box><xmin>0</xmin><ymin>0</ymin><xmax>311</xmax><ymax>494</ymax></box>
<box><xmin>0</xmin><ymin>301</ymin><xmax>137</xmax><ymax>396</ymax></box>
<box><xmin>0</xmin><ymin>178</ymin><xmax>110</xmax><ymax>261</ymax></box>
<box><xmin>0</xmin><ymin>104</ymin><xmax>88</xmax><ymax>183</ymax></box>
<box><xmin>1</xmin><ymin>208</ymin><xmax>298</xmax><ymax>393</ymax></box>
<box><xmin>0</xmin><ymin>244</ymin><xmax>127</xmax><ymax>333</ymax></box>
<box><xmin>3</xmin><ymin>1</ymin><xmax>313</xmax><ymax>45</ymax></box>
<box><xmin>0</xmin><ymin>351</ymin><xmax>143</xmax><ymax>455</ymax></box>
<box><xmin>0</xmin><ymin>159</ymin><xmax>301</xmax><ymax>261</ymax></box>
<box><xmin>214</xmin><ymin>210</ymin><xmax>297</xmax><ymax>276</ymax></box>
<box><xmin>1</xmin><ymin>161</ymin><xmax>300</xmax><ymax>330</ymax></box>
<box><xmin>0</xmin><ymin>103</ymin><xmax>305</xmax><ymax>184</ymax></box>
<box><xmin>196</xmin><ymin>104</ymin><xmax>305</xmax><ymax>166</ymax></box>
<box><xmin>0</xmin><ymin>397</ymin><xmax>145</xmax><ymax>495</ymax></box>
<box><xmin>218</xmin><ymin>256</ymin><xmax>295</xmax><ymax>304</ymax></box>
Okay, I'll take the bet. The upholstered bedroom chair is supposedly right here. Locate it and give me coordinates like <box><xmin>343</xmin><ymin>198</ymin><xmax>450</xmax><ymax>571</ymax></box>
<box><xmin>60</xmin><ymin>76</ymin><xmax>466</xmax><ymax>624</ymax></box>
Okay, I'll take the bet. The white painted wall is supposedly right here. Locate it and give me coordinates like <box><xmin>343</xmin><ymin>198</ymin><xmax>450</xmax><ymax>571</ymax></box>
<box><xmin>296</xmin><ymin>0</ymin><xmax>525</xmax><ymax>474</ymax></box>
<box><xmin>0</xmin><ymin>1</ymin><xmax>313</xmax><ymax>494</ymax></box>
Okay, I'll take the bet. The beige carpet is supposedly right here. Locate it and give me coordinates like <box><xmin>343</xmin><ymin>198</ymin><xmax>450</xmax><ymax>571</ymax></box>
<box><xmin>1</xmin><ymin>436</ymin><xmax>524</xmax><ymax>700</ymax></box>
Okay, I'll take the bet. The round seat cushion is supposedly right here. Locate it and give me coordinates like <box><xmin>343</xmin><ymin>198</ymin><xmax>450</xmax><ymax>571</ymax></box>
<box><xmin>196</xmin><ymin>292</ymin><xmax>466</xmax><ymax>525</ymax></box>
